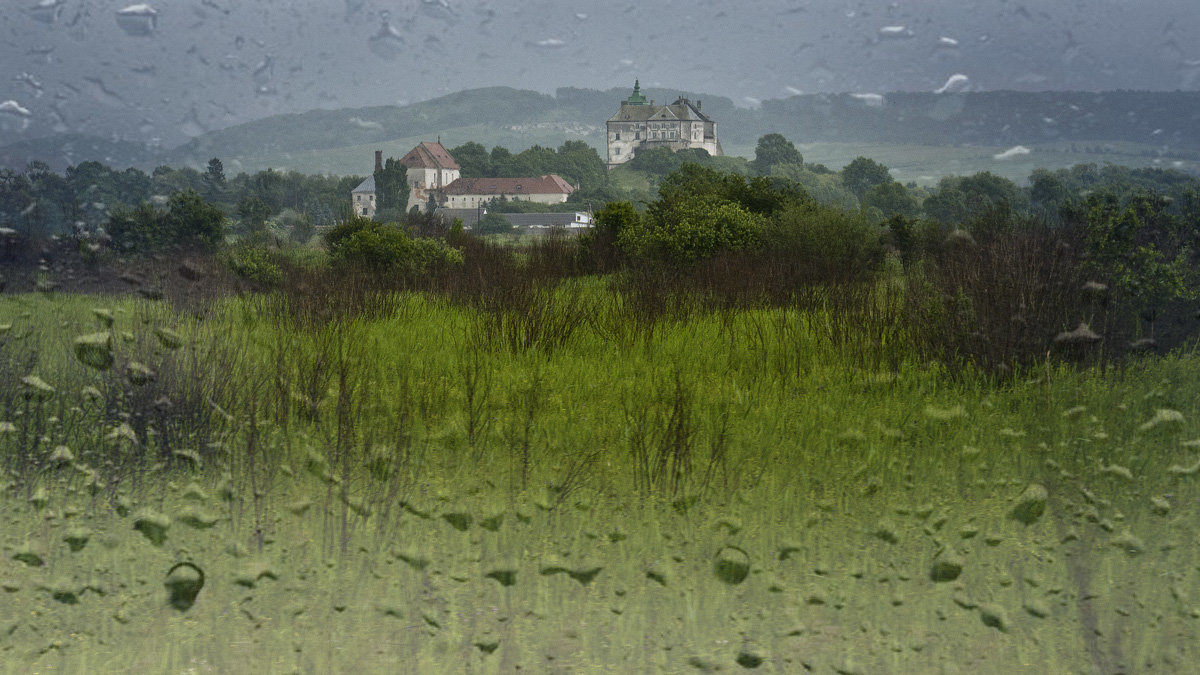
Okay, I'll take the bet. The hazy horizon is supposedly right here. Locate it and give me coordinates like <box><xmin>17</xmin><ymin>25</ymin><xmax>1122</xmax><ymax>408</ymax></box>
<box><xmin>2</xmin><ymin>0</ymin><xmax>1198</xmax><ymax>149</ymax></box>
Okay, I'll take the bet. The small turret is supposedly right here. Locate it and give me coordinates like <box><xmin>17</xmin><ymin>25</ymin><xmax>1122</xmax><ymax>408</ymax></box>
<box><xmin>626</xmin><ymin>79</ymin><xmax>648</xmax><ymax>106</ymax></box>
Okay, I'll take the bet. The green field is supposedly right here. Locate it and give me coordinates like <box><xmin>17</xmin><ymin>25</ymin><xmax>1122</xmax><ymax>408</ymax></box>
<box><xmin>2</xmin><ymin>285</ymin><xmax>1198</xmax><ymax>673</ymax></box>
<box><xmin>793</xmin><ymin>141</ymin><xmax>1200</xmax><ymax>186</ymax></box>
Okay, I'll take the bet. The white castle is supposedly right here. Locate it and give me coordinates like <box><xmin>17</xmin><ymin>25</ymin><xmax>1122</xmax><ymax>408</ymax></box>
<box><xmin>606</xmin><ymin>80</ymin><xmax>722</xmax><ymax>167</ymax></box>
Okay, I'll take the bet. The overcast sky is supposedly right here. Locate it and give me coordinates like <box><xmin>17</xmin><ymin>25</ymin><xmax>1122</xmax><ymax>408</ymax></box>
<box><xmin>2</xmin><ymin>0</ymin><xmax>1198</xmax><ymax>148</ymax></box>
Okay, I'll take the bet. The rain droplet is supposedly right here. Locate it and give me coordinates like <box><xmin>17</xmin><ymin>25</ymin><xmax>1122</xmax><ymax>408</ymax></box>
<box><xmin>935</xmin><ymin>74</ymin><xmax>970</xmax><ymax>94</ymax></box>
<box><xmin>878</xmin><ymin>26</ymin><xmax>912</xmax><ymax>38</ymax></box>
<box><xmin>26</xmin><ymin>0</ymin><xmax>64</xmax><ymax>24</ymax></box>
<box><xmin>115</xmin><ymin>4</ymin><xmax>159</xmax><ymax>37</ymax></box>
<box><xmin>994</xmin><ymin>146</ymin><xmax>1031</xmax><ymax>160</ymax></box>
<box><xmin>0</xmin><ymin>101</ymin><xmax>32</xmax><ymax>118</ymax></box>
<box><xmin>369</xmin><ymin>13</ymin><xmax>406</xmax><ymax>61</ymax></box>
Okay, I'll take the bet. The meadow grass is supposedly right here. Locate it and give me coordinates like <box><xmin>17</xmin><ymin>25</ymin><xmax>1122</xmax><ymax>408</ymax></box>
<box><xmin>1</xmin><ymin>287</ymin><xmax>1198</xmax><ymax>673</ymax></box>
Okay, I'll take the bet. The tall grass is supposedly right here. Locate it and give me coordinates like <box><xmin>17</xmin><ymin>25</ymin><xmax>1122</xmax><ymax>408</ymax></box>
<box><xmin>2</xmin><ymin>225</ymin><xmax>1199</xmax><ymax>672</ymax></box>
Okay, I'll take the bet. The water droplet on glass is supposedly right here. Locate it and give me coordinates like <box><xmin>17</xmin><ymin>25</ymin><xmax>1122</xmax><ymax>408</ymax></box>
<box><xmin>0</xmin><ymin>100</ymin><xmax>33</xmax><ymax>118</ymax></box>
<box><xmin>878</xmin><ymin>26</ymin><xmax>911</xmax><ymax>39</ymax></box>
<box><xmin>26</xmin><ymin>0</ymin><xmax>64</xmax><ymax>24</ymax></box>
<box><xmin>420</xmin><ymin>0</ymin><xmax>457</xmax><ymax>24</ymax></box>
<box><xmin>369</xmin><ymin>12</ymin><xmax>406</xmax><ymax>61</ymax></box>
<box><xmin>115</xmin><ymin>4</ymin><xmax>159</xmax><ymax>37</ymax></box>
<box><xmin>935</xmin><ymin>73</ymin><xmax>970</xmax><ymax>94</ymax></box>
<box><xmin>851</xmin><ymin>93</ymin><xmax>884</xmax><ymax>107</ymax></box>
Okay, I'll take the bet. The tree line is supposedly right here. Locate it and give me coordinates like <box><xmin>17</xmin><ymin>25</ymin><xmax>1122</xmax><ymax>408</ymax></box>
<box><xmin>0</xmin><ymin>159</ymin><xmax>363</xmax><ymax>243</ymax></box>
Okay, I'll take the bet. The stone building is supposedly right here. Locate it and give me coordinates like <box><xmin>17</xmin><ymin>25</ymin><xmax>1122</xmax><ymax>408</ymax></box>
<box><xmin>352</xmin><ymin>143</ymin><xmax>460</xmax><ymax>217</ymax></box>
<box><xmin>400</xmin><ymin>141</ymin><xmax>461</xmax><ymax>213</ymax></box>
<box><xmin>353</xmin><ymin>142</ymin><xmax>573</xmax><ymax>216</ymax></box>
<box><xmin>606</xmin><ymin>80</ymin><xmax>722</xmax><ymax>167</ymax></box>
<box><xmin>439</xmin><ymin>175</ymin><xmax>575</xmax><ymax>209</ymax></box>
<box><xmin>351</xmin><ymin>173</ymin><xmax>376</xmax><ymax>218</ymax></box>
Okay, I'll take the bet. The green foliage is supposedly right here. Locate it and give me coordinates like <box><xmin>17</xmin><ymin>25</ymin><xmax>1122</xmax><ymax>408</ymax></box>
<box><xmin>763</xmin><ymin>201</ymin><xmax>886</xmax><ymax>282</ymax></box>
<box><xmin>921</xmin><ymin>183</ymin><xmax>968</xmax><ymax>224</ymax></box>
<box><xmin>280</xmin><ymin>209</ymin><xmax>316</xmax><ymax>244</ymax></box>
<box><xmin>656</xmin><ymin>164</ymin><xmax>809</xmax><ymax>216</ymax></box>
<box><xmin>862</xmin><ymin>181</ymin><xmax>919</xmax><ymax>220</ymax></box>
<box><xmin>592</xmin><ymin>201</ymin><xmax>640</xmax><ymax>240</ymax></box>
<box><xmin>373</xmin><ymin>158</ymin><xmax>410</xmax><ymax>214</ymax></box>
<box><xmin>450</xmin><ymin>141</ymin><xmax>607</xmax><ymax>195</ymax></box>
<box><xmin>1029</xmin><ymin>168</ymin><xmax>1072</xmax><ymax>216</ymax></box>
<box><xmin>474</xmin><ymin>213</ymin><xmax>514</xmax><ymax>235</ymax></box>
<box><xmin>249</xmin><ymin>168</ymin><xmax>285</xmax><ymax>212</ymax></box>
<box><xmin>620</xmin><ymin>195</ymin><xmax>767</xmax><ymax>264</ymax></box>
<box><xmin>325</xmin><ymin>216</ymin><xmax>463</xmax><ymax>276</ymax></box>
<box><xmin>616</xmin><ymin>164</ymin><xmax>813</xmax><ymax>265</ymax></box>
<box><xmin>236</xmin><ymin>195</ymin><xmax>271</xmax><ymax>235</ymax></box>
<box><xmin>449</xmin><ymin>141</ymin><xmax>491</xmax><ymax>177</ymax></box>
<box><xmin>163</xmin><ymin>190</ymin><xmax>227</xmax><ymax>249</ymax></box>
<box><xmin>1083</xmin><ymin>189</ymin><xmax>1199</xmax><ymax>322</ymax></box>
<box><xmin>222</xmin><ymin>242</ymin><xmax>283</xmax><ymax>287</ymax></box>
<box><xmin>750</xmin><ymin>133</ymin><xmax>803</xmax><ymax>175</ymax></box>
<box><xmin>104</xmin><ymin>203</ymin><xmax>160</xmax><ymax>252</ymax></box>
<box><xmin>841</xmin><ymin>156</ymin><xmax>893</xmax><ymax>199</ymax></box>
<box><xmin>628</xmin><ymin>147</ymin><xmax>715</xmax><ymax>178</ymax></box>
<box><xmin>772</xmin><ymin>164</ymin><xmax>859</xmax><ymax>209</ymax></box>
<box><xmin>924</xmin><ymin>172</ymin><xmax>1027</xmax><ymax>224</ymax></box>
<box><xmin>203</xmin><ymin>158</ymin><xmax>226</xmax><ymax>201</ymax></box>
<box><xmin>106</xmin><ymin>190</ymin><xmax>227</xmax><ymax>252</ymax></box>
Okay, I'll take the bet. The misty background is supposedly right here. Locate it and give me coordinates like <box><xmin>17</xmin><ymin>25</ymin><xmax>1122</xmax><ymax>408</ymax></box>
<box><xmin>2</xmin><ymin>0</ymin><xmax>1198</xmax><ymax>152</ymax></box>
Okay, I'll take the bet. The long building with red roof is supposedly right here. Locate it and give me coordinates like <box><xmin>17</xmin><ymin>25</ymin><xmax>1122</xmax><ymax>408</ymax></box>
<box><xmin>439</xmin><ymin>174</ymin><xmax>575</xmax><ymax>209</ymax></box>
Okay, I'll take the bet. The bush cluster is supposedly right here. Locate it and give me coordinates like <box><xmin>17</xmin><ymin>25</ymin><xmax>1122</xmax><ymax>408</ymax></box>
<box><xmin>323</xmin><ymin>215</ymin><xmax>464</xmax><ymax>278</ymax></box>
<box><xmin>106</xmin><ymin>190</ymin><xmax>227</xmax><ymax>252</ymax></box>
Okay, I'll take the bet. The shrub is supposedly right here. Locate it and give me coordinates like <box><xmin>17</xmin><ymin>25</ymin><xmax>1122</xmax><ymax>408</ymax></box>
<box><xmin>107</xmin><ymin>190</ymin><xmax>227</xmax><ymax>253</ymax></box>
<box><xmin>761</xmin><ymin>201</ymin><xmax>885</xmax><ymax>284</ymax></box>
<box><xmin>326</xmin><ymin>217</ymin><xmax>463</xmax><ymax>278</ymax></box>
<box><xmin>222</xmin><ymin>242</ymin><xmax>283</xmax><ymax>287</ymax></box>
<box><xmin>474</xmin><ymin>213</ymin><xmax>514</xmax><ymax>235</ymax></box>
<box><xmin>619</xmin><ymin>195</ymin><xmax>767</xmax><ymax>264</ymax></box>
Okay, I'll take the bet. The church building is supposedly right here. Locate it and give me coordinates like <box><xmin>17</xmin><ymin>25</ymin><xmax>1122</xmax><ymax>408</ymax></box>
<box><xmin>606</xmin><ymin>81</ymin><xmax>722</xmax><ymax>168</ymax></box>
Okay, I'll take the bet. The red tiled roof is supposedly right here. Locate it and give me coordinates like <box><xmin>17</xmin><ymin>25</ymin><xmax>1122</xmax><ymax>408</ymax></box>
<box><xmin>400</xmin><ymin>141</ymin><xmax>461</xmax><ymax>170</ymax></box>
<box><xmin>441</xmin><ymin>175</ymin><xmax>575</xmax><ymax>196</ymax></box>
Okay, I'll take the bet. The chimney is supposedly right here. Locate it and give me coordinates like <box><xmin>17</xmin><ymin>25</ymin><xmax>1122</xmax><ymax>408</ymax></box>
<box><xmin>696</xmin><ymin>100</ymin><xmax>701</xmax><ymax>110</ymax></box>
<box><xmin>374</xmin><ymin>150</ymin><xmax>383</xmax><ymax>173</ymax></box>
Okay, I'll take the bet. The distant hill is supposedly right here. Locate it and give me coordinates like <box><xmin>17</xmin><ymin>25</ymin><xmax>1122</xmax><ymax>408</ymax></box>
<box><xmin>161</xmin><ymin>85</ymin><xmax>746</xmax><ymax>173</ymax></box>
<box><xmin>760</xmin><ymin>90</ymin><xmax>1200</xmax><ymax>153</ymax></box>
<box><xmin>0</xmin><ymin>134</ymin><xmax>162</xmax><ymax>173</ymax></box>
<box><xmin>3</xmin><ymin>88</ymin><xmax>1199</xmax><ymax>176</ymax></box>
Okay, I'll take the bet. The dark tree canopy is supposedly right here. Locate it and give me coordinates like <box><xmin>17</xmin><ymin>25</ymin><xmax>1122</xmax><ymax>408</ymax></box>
<box><xmin>751</xmin><ymin>133</ymin><xmax>803</xmax><ymax>175</ymax></box>
<box><xmin>862</xmin><ymin>181</ymin><xmax>918</xmax><ymax>219</ymax></box>
<box><xmin>841</xmin><ymin>157</ymin><xmax>893</xmax><ymax>199</ymax></box>
<box><xmin>373</xmin><ymin>157</ymin><xmax>410</xmax><ymax>214</ymax></box>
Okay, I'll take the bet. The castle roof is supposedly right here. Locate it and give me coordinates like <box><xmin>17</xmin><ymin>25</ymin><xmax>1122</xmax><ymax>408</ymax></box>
<box><xmin>608</xmin><ymin>96</ymin><xmax>713</xmax><ymax>124</ymax></box>
<box><xmin>400</xmin><ymin>141</ymin><xmax>460</xmax><ymax>170</ymax></box>
<box><xmin>441</xmin><ymin>174</ymin><xmax>575</xmax><ymax>197</ymax></box>
<box><xmin>625</xmin><ymin>80</ymin><xmax>648</xmax><ymax>106</ymax></box>
<box><xmin>352</xmin><ymin>176</ymin><xmax>375</xmax><ymax>193</ymax></box>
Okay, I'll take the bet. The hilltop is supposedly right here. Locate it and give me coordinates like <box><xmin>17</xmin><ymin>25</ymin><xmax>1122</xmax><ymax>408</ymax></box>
<box><xmin>3</xmin><ymin>87</ymin><xmax>1199</xmax><ymax>182</ymax></box>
